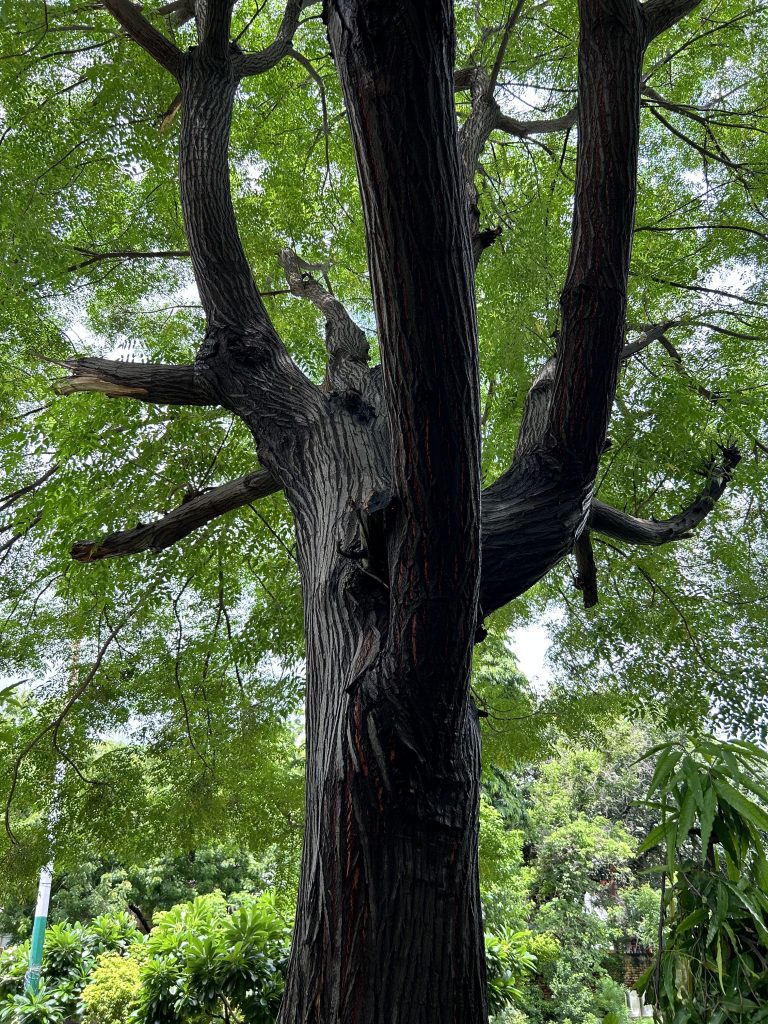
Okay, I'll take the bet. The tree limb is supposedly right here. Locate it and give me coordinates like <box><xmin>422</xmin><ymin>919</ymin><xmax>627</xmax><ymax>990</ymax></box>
<box><xmin>573</xmin><ymin>529</ymin><xmax>598</xmax><ymax>608</ymax></box>
<box><xmin>327</xmin><ymin>0</ymin><xmax>481</xmax><ymax>714</ymax></box>
<box><xmin>101</xmin><ymin>0</ymin><xmax>184</xmax><ymax>76</ymax></box>
<box><xmin>487</xmin><ymin>0</ymin><xmax>526</xmax><ymax>95</ymax></box>
<box><xmin>158</xmin><ymin>0</ymin><xmax>196</xmax><ymax>28</ymax></box>
<box><xmin>278</xmin><ymin>247</ymin><xmax>369</xmax><ymax>391</ymax></box>
<box><xmin>235</xmin><ymin>0</ymin><xmax>315</xmax><ymax>77</ymax></box>
<box><xmin>195</xmin><ymin>0</ymin><xmax>234</xmax><ymax>60</ymax></box>
<box><xmin>589</xmin><ymin>445</ymin><xmax>740</xmax><ymax>545</ymax></box>
<box><xmin>479</xmin><ymin>0</ymin><xmax>649</xmax><ymax>618</ymax></box>
<box><xmin>496</xmin><ymin>107</ymin><xmax>578</xmax><ymax>138</ymax></box>
<box><xmin>71</xmin><ymin>468</ymin><xmax>279</xmax><ymax>561</ymax></box>
<box><xmin>0</xmin><ymin>465</ymin><xmax>58</xmax><ymax>513</ymax></box>
<box><xmin>643</xmin><ymin>0</ymin><xmax>703</xmax><ymax>42</ymax></box>
<box><xmin>67</xmin><ymin>248</ymin><xmax>189</xmax><ymax>272</ymax></box>
<box><xmin>620</xmin><ymin>321</ymin><xmax>675</xmax><ymax>361</ymax></box>
<box><xmin>54</xmin><ymin>357</ymin><xmax>215</xmax><ymax>405</ymax></box>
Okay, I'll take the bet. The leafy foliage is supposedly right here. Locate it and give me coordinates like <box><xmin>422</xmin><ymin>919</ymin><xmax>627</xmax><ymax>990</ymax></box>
<box><xmin>0</xmin><ymin>0</ymin><xmax>766</xmax><ymax>894</ymax></box>
<box><xmin>486</xmin><ymin>929</ymin><xmax>537</xmax><ymax>1015</ymax></box>
<box><xmin>134</xmin><ymin>891</ymin><xmax>290</xmax><ymax>1024</ymax></box>
<box><xmin>81</xmin><ymin>953</ymin><xmax>141</xmax><ymax>1024</ymax></box>
<box><xmin>479</xmin><ymin>716</ymin><xmax>665</xmax><ymax>1024</ymax></box>
<box><xmin>637</xmin><ymin>737</ymin><xmax>768</xmax><ymax>1023</ymax></box>
<box><xmin>0</xmin><ymin>985</ymin><xmax>67</xmax><ymax>1024</ymax></box>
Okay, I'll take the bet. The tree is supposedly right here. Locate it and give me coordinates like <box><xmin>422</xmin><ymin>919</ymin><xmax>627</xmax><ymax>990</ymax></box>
<box><xmin>1</xmin><ymin>0</ymin><xmax>766</xmax><ymax>1021</ymax></box>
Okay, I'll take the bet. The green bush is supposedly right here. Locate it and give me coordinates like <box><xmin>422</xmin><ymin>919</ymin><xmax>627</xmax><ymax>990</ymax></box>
<box><xmin>637</xmin><ymin>736</ymin><xmax>768</xmax><ymax>1023</ymax></box>
<box><xmin>485</xmin><ymin>928</ymin><xmax>537</xmax><ymax>1015</ymax></box>
<box><xmin>0</xmin><ymin>984</ymin><xmax>66</xmax><ymax>1024</ymax></box>
<box><xmin>491</xmin><ymin>1007</ymin><xmax>532</xmax><ymax>1024</ymax></box>
<box><xmin>134</xmin><ymin>891</ymin><xmax>290</xmax><ymax>1024</ymax></box>
<box><xmin>0</xmin><ymin>939</ymin><xmax>30</xmax><ymax>999</ymax></box>
<box><xmin>81</xmin><ymin>952</ymin><xmax>141</xmax><ymax>1024</ymax></box>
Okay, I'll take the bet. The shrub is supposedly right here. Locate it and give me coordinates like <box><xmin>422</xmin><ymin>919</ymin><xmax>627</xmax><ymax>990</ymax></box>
<box><xmin>485</xmin><ymin>928</ymin><xmax>537</xmax><ymax>1015</ymax></box>
<box><xmin>0</xmin><ymin>984</ymin><xmax>66</xmax><ymax>1024</ymax></box>
<box><xmin>134</xmin><ymin>891</ymin><xmax>291</xmax><ymax>1024</ymax></box>
<box><xmin>81</xmin><ymin>952</ymin><xmax>141</xmax><ymax>1024</ymax></box>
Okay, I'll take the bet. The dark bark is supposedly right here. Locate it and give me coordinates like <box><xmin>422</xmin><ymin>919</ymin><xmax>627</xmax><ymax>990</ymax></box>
<box><xmin>573</xmin><ymin>530</ymin><xmax>599</xmax><ymax>608</ymax></box>
<box><xmin>70</xmin><ymin>469</ymin><xmax>278</xmax><ymax>561</ymax></box>
<box><xmin>277</xmin><ymin>4</ymin><xmax>486</xmax><ymax>1021</ymax></box>
<box><xmin>279</xmin><ymin>248</ymin><xmax>370</xmax><ymax>393</ymax></box>
<box><xmin>478</xmin><ymin>0</ymin><xmax>649</xmax><ymax>617</ymax></box>
<box><xmin>55</xmin><ymin>357</ymin><xmax>214</xmax><ymax>405</ymax></box>
<box><xmin>643</xmin><ymin>0</ymin><xmax>703</xmax><ymax>40</ymax></box>
<box><xmin>102</xmin><ymin>0</ymin><xmax>183</xmax><ymax>75</ymax></box>
<box><xmin>71</xmin><ymin>2</ymin><xmax>722</xmax><ymax>1022</ymax></box>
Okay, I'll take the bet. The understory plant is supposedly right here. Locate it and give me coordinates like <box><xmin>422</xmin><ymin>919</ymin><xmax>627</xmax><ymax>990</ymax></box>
<box><xmin>637</xmin><ymin>736</ymin><xmax>768</xmax><ymax>1023</ymax></box>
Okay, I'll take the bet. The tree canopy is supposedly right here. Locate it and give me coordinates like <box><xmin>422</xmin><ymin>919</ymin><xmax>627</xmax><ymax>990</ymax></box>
<box><xmin>0</xmin><ymin>0</ymin><xmax>766</xmax><ymax>907</ymax></box>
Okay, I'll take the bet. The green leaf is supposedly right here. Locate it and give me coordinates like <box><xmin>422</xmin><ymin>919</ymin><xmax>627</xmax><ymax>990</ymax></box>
<box><xmin>700</xmin><ymin>785</ymin><xmax>717</xmax><ymax>863</ymax></box>
<box><xmin>649</xmin><ymin>747</ymin><xmax>684</xmax><ymax>798</ymax></box>
<box><xmin>714</xmin><ymin>778</ymin><xmax>768</xmax><ymax>834</ymax></box>
<box><xmin>677</xmin><ymin>787</ymin><xmax>697</xmax><ymax>848</ymax></box>
<box><xmin>682</xmin><ymin>755</ymin><xmax>705</xmax><ymax>813</ymax></box>
<box><xmin>639</xmin><ymin>819</ymin><xmax>676</xmax><ymax>855</ymax></box>
<box><xmin>675</xmin><ymin>906</ymin><xmax>707</xmax><ymax>935</ymax></box>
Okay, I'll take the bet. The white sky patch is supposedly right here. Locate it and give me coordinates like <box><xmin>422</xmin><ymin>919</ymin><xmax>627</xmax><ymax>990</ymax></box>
<box><xmin>510</xmin><ymin>621</ymin><xmax>552</xmax><ymax>693</ymax></box>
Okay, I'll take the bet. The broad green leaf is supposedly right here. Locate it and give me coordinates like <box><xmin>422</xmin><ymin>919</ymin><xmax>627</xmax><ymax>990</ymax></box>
<box><xmin>650</xmin><ymin>748</ymin><xmax>684</xmax><ymax>798</ymax></box>
<box><xmin>639</xmin><ymin>819</ymin><xmax>676</xmax><ymax>855</ymax></box>
<box><xmin>676</xmin><ymin>787</ymin><xmax>697</xmax><ymax>848</ymax></box>
<box><xmin>714</xmin><ymin>779</ymin><xmax>768</xmax><ymax>834</ymax></box>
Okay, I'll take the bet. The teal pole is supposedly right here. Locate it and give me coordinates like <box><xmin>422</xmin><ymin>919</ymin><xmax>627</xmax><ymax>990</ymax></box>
<box><xmin>25</xmin><ymin>864</ymin><xmax>52</xmax><ymax>994</ymax></box>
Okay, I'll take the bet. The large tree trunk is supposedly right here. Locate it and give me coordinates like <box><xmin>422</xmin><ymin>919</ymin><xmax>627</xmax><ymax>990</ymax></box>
<box><xmin>82</xmin><ymin>0</ymin><xmax>686</xmax><ymax>1021</ymax></box>
<box><xmin>276</xmin><ymin>392</ymin><xmax>486</xmax><ymax>1023</ymax></box>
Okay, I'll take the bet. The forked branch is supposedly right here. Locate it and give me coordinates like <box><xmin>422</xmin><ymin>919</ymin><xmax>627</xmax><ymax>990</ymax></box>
<box><xmin>102</xmin><ymin>0</ymin><xmax>184</xmax><ymax>76</ymax></box>
<box><xmin>235</xmin><ymin>0</ymin><xmax>316</xmax><ymax>77</ymax></box>
<box><xmin>643</xmin><ymin>0</ymin><xmax>703</xmax><ymax>41</ymax></box>
<box><xmin>278</xmin><ymin>248</ymin><xmax>369</xmax><ymax>391</ymax></box>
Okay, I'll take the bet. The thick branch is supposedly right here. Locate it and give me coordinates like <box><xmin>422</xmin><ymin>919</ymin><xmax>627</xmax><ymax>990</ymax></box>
<box><xmin>195</xmin><ymin>0</ymin><xmax>233</xmax><ymax>60</ymax></box>
<box><xmin>327</xmin><ymin>0</ymin><xmax>480</xmax><ymax>718</ymax></box>
<box><xmin>573</xmin><ymin>530</ymin><xmax>598</xmax><ymax>608</ymax></box>
<box><xmin>179</xmin><ymin>57</ymin><xmax>273</xmax><ymax>331</ymax></box>
<box><xmin>71</xmin><ymin>468</ymin><xmax>278</xmax><ymax>561</ymax></box>
<box><xmin>235</xmin><ymin>0</ymin><xmax>313</xmax><ymax>77</ymax></box>
<box><xmin>589</xmin><ymin>445</ymin><xmax>740</xmax><ymax>545</ymax></box>
<box><xmin>158</xmin><ymin>0</ymin><xmax>196</xmax><ymax>28</ymax></box>
<box><xmin>496</xmin><ymin>107</ymin><xmax>578</xmax><ymax>138</ymax></box>
<box><xmin>514</xmin><ymin>358</ymin><xmax>556</xmax><ymax>459</ymax></box>
<box><xmin>278</xmin><ymin>248</ymin><xmax>369</xmax><ymax>391</ymax></box>
<box><xmin>54</xmin><ymin>357</ymin><xmax>214</xmax><ymax>405</ymax></box>
<box><xmin>643</xmin><ymin>0</ymin><xmax>703</xmax><ymax>41</ymax></box>
<box><xmin>479</xmin><ymin>0</ymin><xmax>649</xmax><ymax>617</ymax></box>
<box><xmin>546</xmin><ymin>0</ymin><xmax>645</xmax><ymax>471</ymax></box>
<box><xmin>102</xmin><ymin>0</ymin><xmax>184</xmax><ymax>76</ymax></box>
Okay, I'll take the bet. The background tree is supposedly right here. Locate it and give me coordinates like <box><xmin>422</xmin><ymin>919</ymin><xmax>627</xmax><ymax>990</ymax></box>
<box><xmin>1</xmin><ymin>0</ymin><xmax>767</xmax><ymax>1021</ymax></box>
